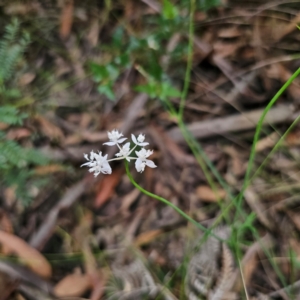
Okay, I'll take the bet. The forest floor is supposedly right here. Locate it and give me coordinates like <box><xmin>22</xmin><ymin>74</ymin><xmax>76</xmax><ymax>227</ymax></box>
<box><xmin>1</xmin><ymin>0</ymin><xmax>300</xmax><ymax>299</ymax></box>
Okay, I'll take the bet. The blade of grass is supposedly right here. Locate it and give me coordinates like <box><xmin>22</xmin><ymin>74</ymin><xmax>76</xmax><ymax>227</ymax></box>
<box><xmin>124</xmin><ymin>160</ymin><xmax>225</xmax><ymax>242</ymax></box>
<box><xmin>178</xmin><ymin>0</ymin><xmax>195</xmax><ymax>119</ymax></box>
<box><xmin>234</xmin><ymin>67</ymin><xmax>300</xmax><ymax>222</ymax></box>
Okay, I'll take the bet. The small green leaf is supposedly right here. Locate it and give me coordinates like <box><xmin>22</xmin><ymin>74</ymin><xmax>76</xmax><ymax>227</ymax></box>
<box><xmin>135</xmin><ymin>82</ymin><xmax>157</xmax><ymax>98</ymax></box>
<box><xmin>106</xmin><ymin>64</ymin><xmax>119</xmax><ymax>80</ymax></box>
<box><xmin>161</xmin><ymin>82</ymin><xmax>181</xmax><ymax>99</ymax></box>
<box><xmin>198</xmin><ymin>0</ymin><xmax>221</xmax><ymax>11</ymax></box>
<box><xmin>90</xmin><ymin>63</ymin><xmax>109</xmax><ymax>82</ymax></box>
<box><xmin>98</xmin><ymin>83</ymin><xmax>115</xmax><ymax>101</ymax></box>
<box><xmin>162</xmin><ymin>0</ymin><xmax>178</xmax><ymax>20</ymax></box>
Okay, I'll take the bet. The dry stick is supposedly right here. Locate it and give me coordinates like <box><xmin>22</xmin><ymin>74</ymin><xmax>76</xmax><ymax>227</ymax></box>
<box><xmin>168</xmin><ymin>104</ymin><xmax>294</xmax><ymax>142</ymax></box>
<box><xmin>269</xmin><ymin>280</ymin><xmax>300</xmax><ymax>298</ymax></box>
<box><xmin>189</xmin><ymin>54</ymin><xmax>300</xmax><ymax>102</ymax></box>
<box><xmin>0</xmin><ymin>261</ymin><xmax>52</xmax><ymax>293</ymax></box>
<box><xmin>140</xmin><ymin>0</ymin><xmax>161</xmax><ymax>12</ymax></box>
<box><xmin>29</xmin><ymin>178</ymin><xmax>88</xmax><ymax>250</ymax></box>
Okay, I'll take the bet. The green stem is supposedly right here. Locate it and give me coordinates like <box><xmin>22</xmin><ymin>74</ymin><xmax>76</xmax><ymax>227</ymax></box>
<box><xmin>124</xmin><ymin>161</ymin><xmax>224</xmax><ymax>242</ymax></box>
<box><xmin>234</xmin><ymin>67</ymin><xmax>300</xmax><ymax>221</ymax></box>
<box><xmin>178</xmin><ymin>0</ymin><xmax>195</xmax><ymax>119</ymax></box>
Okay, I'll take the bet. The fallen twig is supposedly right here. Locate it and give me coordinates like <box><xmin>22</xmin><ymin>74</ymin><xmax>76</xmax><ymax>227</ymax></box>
<box><xmin>168</xmin><ymin>105</ymin><xmax>294</xmax><ymax>141</ymax></box>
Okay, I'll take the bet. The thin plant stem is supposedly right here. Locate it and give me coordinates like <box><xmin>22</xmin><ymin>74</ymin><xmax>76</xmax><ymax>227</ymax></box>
<box><xmin>124</xmin><ymin>160</ymin><xmax>224</xmax><ymax>242</ymax></box>
<box><xmin>234</xmin><ymin>67</ymin><xmax>300</xmax><ymax>221</ymax></box>
<box><xmin>179</xmin><ymin>0</ymin><xmax>195</xmax><ymax>119</ymax></box>
<box><xmin>251</xmin><ymin>115</ymin><xmax>300</xmax><ymax>181</ymax></box>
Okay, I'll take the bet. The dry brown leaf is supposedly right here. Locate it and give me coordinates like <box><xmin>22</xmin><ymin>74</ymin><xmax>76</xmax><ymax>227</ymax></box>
<box><xmin>60</xmin><ymin>0</ymin><xmax>74</xmax><ymax>39</ymax></box>
<box><xmin>0</xmin><ymin>210</ymin><xmax>13</xmax><ymax>234</ymax></box>
<box><xmin>0</xmin><ymin>230</ymin><xmax>52</xmax><ymax>278</ymax></box>
<box><xmin>0</xmin><ymin>122</ymin><xmax>9</xmax><ymax>130</ymax></box>
<box><xmin>65</xmin><ymin>131</ymin><xmax>107</xmax><ymax>145</ymax></box>
<box><xmin>16</xmin><ymin>294</ymin><xmax>26</xmax><ymax>300</ymax></box>
<box><xmin>3</xmin><ymin>187</ymin><xmax>17</xmax><ymax>207</ymax></box>
<box><xmin>0</xmin><ymin>211</ymin><xmax>13</xmax><ymax>254</ymax></box>
<box><xmin>6</xmin><ymin>128</ymin><xmax>31</xmax><ymax>140</ymax></box>
<box><xmin>217</xmin><ymin>26</ymin><xmax>242</xmax><ymax>38</ymax></box>
<box><xmin>223</xmin><ymin>146</ymin><xmax>245</xmax><ymax>177</ymax></box>
<box><xmin>64</xmin><ymin>134</ymin><xmax>83</xmax><ymax>146</ymax></box>
<box><xmin>196</xmin><ymin>185</ymin><xmax>226</xmax><ymax>202</ymax></box>
<box><xmin>213</xmin><ymin>40</ymin><xmax>243</xmax><ymax>58</ymax></box>
<box><xmin>274</xmin><ymin>12</ymin><xmax>300</xmax><ymax>42</ymax></box>
<box><xmin>244</xmin><ymin>188</ymin><xmax>273</xmax><ymax>231</ymax></box>
<box><xmin>75</xmin><ymin>212</ymin><xmax>106</xmax><ymax>300</ymax></box>
<box><xmin>277</xmin><ymin>64</ymin><xmax>300</xmax><ymax>102</ymax></box>
<box><xmin>255</xmin><ymin>132</ymin><xmax>280</xmax><ymax>152</ymax></box>
<box><xmin>54</xmin><ymin>272</ymin><xmax>91</xmax><ymax>297</ymax></box>
<box><xmin>286</xmin><ymin>210</ymin><xmax>300</xmax><ymax>232</ymax></box>
<box><xmin>86</xmin><ymin>17</ymin><xmax>100</xmax><ymax>47</ymax></box>
<box><xmin>286</xmin><ymin>130</ymin><xmax>300</xmax><ymax>146</ymax></box>
<box><xmin>34</xmin><ymin>164</ymin><xmax>65</xmax><ymax>175</ymax></box>
<box><xmin>94</xmin><ymin>169</ymin><xmax>123</xmax><ymax>208</ymax></box>
<box><xmin>134</xmin><ymin>229</ymin><xmax>164</xmax><ymax>247</ymax></box>
<box><xmin>18</xmin><ymin>73</ymin><xmax>36</xmax><ymax>86</ymax></box>
<box><xmin>120</xmin><ymin>188</ymin><xmax>141</xmax><ymax>212</ymax></box>
<box><xmin>35</xmin><ymin>115</ymin><xmax>64</xmax><ymax>141</ymax></box>
<box><xmin>4</xmin><ymin>2</ymin><xmax>38</xmax><ymax>15</ymax></box>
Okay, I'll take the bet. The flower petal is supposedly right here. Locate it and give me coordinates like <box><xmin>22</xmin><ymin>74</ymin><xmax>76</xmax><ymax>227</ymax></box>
<box><xmin>103</xmin><ymin>141</ymin><xmax>117</xmax><ymax>146</ymax></box>
<box><xmin>139</xmin><ymin>142</ymin><xmax>149</xmax><ymax>146</ymax></box>
<box><xmin>131</xmin><ymin>134</ymin><xmax>138</xmax><ymax>144</ymax></box>
<box><xmin>135</xmin><ymin>158</ymin><xmax>144</xmax><ymax>173</ymax></box>
<box><xmin>145</xmin><ymin>159</ymin><xmax>156</xmax><ymax>168</ymax></box>
<box><xmin>81</xmin><ymin>162</ymin><xmax>92</xmax><ymax>167</ymax></box>
<box><xmin>102</xmin><ymin>162</ymin><xmax>112</xmax><ymax>174</ymax></box>
<box><xmin>117</xmin><ymin>137</ymin><xmax>127</xmax><ymax>144</ymax></box>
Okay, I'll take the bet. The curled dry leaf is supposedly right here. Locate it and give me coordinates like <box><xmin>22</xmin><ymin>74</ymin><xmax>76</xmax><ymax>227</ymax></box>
<box><xmin>6</xmin><ymin>128</ymin><xmax>31</xmax><ymax>140</ymax></box>
<box><xmin>59</xmin><ymin>0</ymin><xmax>74</xmax><ymax>39</ymax></box>
<box><xmin>18</xmin><ymin>72</ymin><xmax>36</xmax><ymax>86</ymax></box>
<box><xmin>255</xmin><ymin>132</ymin><xmax>280</xmax><ymax>152</ymax></box>
<box><xmin>94</xmin><ymin>168</ymin><xmax>123</xmax><ymax>208</ymax></box>
<box><xmin>54</xmin><ymin>272</ymin><xmax>91</xmax><ymax>297</ymax></box>
<box><xmin>134</xmin><ymin>229</ymin><xmax>164</xmax><ymax>247</ymax></box>
<box><xmin>33</xmin><ymin>164</ymin><xmax>65</xmax><ymax>175</ymax></box>
<box><xmin>34</xmin><ymin>115</ymin><xmax>64</xmax><ymax>141</ymax></box>
<box><xmin>196</xmin><ymin>185</ymin><xmax>226</xmax><ymax>203</ymax></box>
<box><xmin>0</xmin><ymin>230</ymin><xmax>52</xmax><ymax>278</ymax></box>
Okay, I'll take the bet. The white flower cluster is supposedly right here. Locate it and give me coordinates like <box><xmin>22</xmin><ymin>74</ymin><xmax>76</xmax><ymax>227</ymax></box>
<box><xmin>81</xmin><ymin>130</ymin><xmax>157</xmax><ymax>177</ymax></box>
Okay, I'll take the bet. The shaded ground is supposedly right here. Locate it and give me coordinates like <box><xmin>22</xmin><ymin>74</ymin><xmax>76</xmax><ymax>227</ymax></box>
<box><xmin>0</xmin><ymin>0</ymin><xmax>300</xmax><ymax>299</ymax></box>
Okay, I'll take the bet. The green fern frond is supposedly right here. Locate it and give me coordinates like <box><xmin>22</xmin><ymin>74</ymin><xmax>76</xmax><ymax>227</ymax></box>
<box><xmin>0</xmin><ymin>106</ymin><xmax>27</xmax><ymax>125</ymax></box>
<box><xmin>0</xmin><ymin>138</ymin><xmax>48</xmax><ymax>169</ymax></box>
<box><xmin>0</xmin><ymin>20</ymin><xmax>48</xmax><ymax>206</ymax></box>
<box><xmin>0</xmin><ymin>18</ymin><xmax>30</xmax><ymax>83</ymax></box>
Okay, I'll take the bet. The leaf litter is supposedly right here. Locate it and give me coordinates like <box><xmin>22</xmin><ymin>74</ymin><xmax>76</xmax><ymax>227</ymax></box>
<box><xmin>0</xmin><ymin>0</ymin><xmax>300</xmax><ymax>299</ymax></box>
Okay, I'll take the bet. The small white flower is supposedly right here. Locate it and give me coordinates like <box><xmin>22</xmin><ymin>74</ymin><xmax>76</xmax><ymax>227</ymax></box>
<box><xmin>131</xmin><ymin>133</ymin><xmax>149</xmax><ymax>147</ymax></box>
<box><xmin>104</xmin><ymin>129</ymin><xmax>127</xmax><ymax>146</ymax></box>
<box><xmin>135</xmin><ymin>148</ymin><xmax>156</xmax><ymax>173</ymax></box>
<box><xmin>81</xmin><ymin>151</ymin><xmax>112</xmax><ymax>176</ymax></box>
<box><xmin>115</xmin><ymin>142</ymin><xmax>131</xmax><ymax>161</ymax></box>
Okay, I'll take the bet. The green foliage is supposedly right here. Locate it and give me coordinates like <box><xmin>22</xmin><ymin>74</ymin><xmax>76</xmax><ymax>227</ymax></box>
<box><xmin>90</xmin><ymin>1</ymin><xmax>191</xmax><ymax>102</ymax></box>
<box><xmin>197</xmin><ymin>0</ymin><xmax>221</xmax><ymax>11</ymax></box>
<box><xmin>135</xmin><ymin>81</ymin><xmax>180</xmax><ymax>101</ymax></box>
<box><xmin>0</xmin><ymin>106</ymin><xmax>27</xmax><ymax>125</ymax></box>
<box><xmin>0</xmin><ymin>19</ymin><xmax>49</xmax><ymax>206</ymax></box>
<box><xmin>0</xmin><ymin>136</ymin><xmax>49</xmax><ymax>205</ymax></box>
<box><xmin>162</xmin><ymin>0</ymin><xmax>179</xmax><ymax>20</ymax></box>
<box><xmin>0</xmin><ymin>137</ymin><xmax>48</xmax><ymax>169</ymax></box>
<box><xmin>0</xmin><ymin>18</ymin><xmax>30</xmax><ymax>85</ymax></box>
